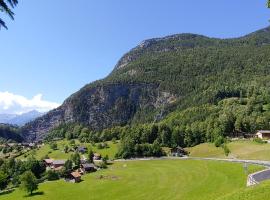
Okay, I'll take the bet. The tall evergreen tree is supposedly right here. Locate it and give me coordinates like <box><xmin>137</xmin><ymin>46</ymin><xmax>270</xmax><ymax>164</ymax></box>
<box><xmin>0</xmin><ymin>0</ymin><xmax>18</xmax><ymax>29</ymax></box>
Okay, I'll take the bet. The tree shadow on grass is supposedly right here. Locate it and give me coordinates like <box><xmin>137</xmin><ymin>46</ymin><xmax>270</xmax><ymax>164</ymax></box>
<box><xmin>107</xmin><ymin>162</ymin><xmax>113</xmax><ymax>166</ymax></box>
<box><xmin>0</xmin><ymin>189</ymin><xmax>15</xmax><ymax>196</ymax></box>
<box><xmin>24</xmin><ymin>191</ymin><xmax>44</xmax><ymax>198</ymax></box>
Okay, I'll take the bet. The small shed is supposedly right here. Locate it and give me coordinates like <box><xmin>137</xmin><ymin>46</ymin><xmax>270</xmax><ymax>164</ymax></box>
<box><xmin>256</xmin><ymin>130</ymin><xmax>270</xmax><ymax>139</ymax></box>
<box><xmin>70</xmin><ymin>171</ymin><xmax>81</xmax><ymax>183</ymax></box>
<box><xmin>171</xmin><ymin>147</ymin><xmax>187</xmax><ymax>157</ymax></box>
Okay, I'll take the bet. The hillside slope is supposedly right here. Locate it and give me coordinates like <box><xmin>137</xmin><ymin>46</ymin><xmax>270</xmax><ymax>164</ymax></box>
<box><xmin>0</xmin><ymin>124</ymin><xmax>22</xmax><ymax>142</ymax></box>
<box><xmin>22</xmin><ymin>26</ymin><xmax>270</xmax><ymax>142</ymax></box>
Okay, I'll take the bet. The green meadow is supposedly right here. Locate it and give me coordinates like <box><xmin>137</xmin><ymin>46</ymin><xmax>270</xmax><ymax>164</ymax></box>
<box><xmin>0</xmin><ymin>160</ymin><xmax>265</xmax><ymax>200</ymax></box>
<box><xmin>187</xmin><ymin>140</ymin><xmax>270</xmax><ymax>160</ymax></box>
<box><xmin>220</xmin><ymin>180</ymin><xmax>270</xmax><ymax>200</ymax></box>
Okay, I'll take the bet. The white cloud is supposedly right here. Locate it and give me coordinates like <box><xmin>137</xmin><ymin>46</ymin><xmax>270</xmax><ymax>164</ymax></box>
<box><xmin>0</xmin><ymin>91</ymin><xmax>60</xmax><ymax>114</ymax></box>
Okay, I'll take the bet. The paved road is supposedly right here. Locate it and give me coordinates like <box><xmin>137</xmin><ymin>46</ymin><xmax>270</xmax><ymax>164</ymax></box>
<box><xmin>114</xmin><ymin>156</ymin><xmax>270</xmax><ymax>167</ymax></box>
<box><xmin>247</xmin><ymin>169</ymin><xmax>270</xmax><ymax>186</ymax></box>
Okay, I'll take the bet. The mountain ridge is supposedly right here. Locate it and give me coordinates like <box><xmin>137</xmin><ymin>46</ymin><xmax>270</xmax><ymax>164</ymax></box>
<box><xmin>0</xmin><ymin>110</ymin><xmax>44</xmax><ymax>126</ymax></box>
<box><xmin>21</xmin><ymin>26</ymin><xmax>270</xmax><ymax>142</ymax></box>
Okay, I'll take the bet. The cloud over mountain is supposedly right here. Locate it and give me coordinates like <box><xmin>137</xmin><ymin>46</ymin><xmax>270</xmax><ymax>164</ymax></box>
<box><xmin>0</xmin><ymin>91</ymin><xmax>60</xmax><ymax>114</ymax></box>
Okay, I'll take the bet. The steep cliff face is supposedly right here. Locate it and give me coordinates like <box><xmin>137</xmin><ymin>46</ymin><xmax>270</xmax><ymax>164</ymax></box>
<box><xmin>22</xmin><ymin>83</ymin><xmax>175</xmax><ymax>141</ymax></box>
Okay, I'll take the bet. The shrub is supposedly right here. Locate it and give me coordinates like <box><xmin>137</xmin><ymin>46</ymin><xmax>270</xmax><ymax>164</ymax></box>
<box><xmin>49</xmin><ymin>142</ymin><xmax>58</xmax><ymax>150</ymax></box>
<box><xmin>222</xmin><ymin>144</ymin><xmax>230</xmax><ymax>156</ymax></box>
<box><xmin>99</xmin><ymin>161</ymin><xmax>107</xmax><ymax>169</ymax></box>
<box><xmin>214</xmin><ymin>136</ymin><xmax>225</xmax><ymax>147</ymax></box>
<box><xmin>253</xmin><ymin>137</ymin><xmax>267</xmax><ymax>144</ymax></box>
<box><xmin>46</xmin><ymin>170</ymin><xmax>59</xmax><ymax>181</ymax></box>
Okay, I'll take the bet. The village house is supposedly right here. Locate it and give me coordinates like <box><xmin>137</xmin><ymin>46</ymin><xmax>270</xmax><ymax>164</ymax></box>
<box><xmin>52</xmin><ymin>160</ymin><xmax>66</xmax><ymax>168</ymax></box>
<box><xmin>44</xmin><ymin>159</ymin><xmax>54</xmax><ymax>167</ymax></box>
<box><xmin>77</xmin><ymin>146</ymin><xmax>87</xmax><ymax>154</ymax></box>
<box><xmin>70</xmin><ymin>171</ymin><xmax>81</xmax><ymax>183</ymax></box>
<box><xmin>7</xmin><ymin>143</ymin><xmax>17</xmax><ymax>147</ymax></box>
<box><xmin>80</xmin><ymin>158</ymin><xmax>87</xmax><ymax>164</ymax></box>
<box><xmin>81</xmin><ymin>163</ymin><xmax>96</xmax><ymax>173</ymax></box>
<box><xmin>256</xmin><ymin>130</ymin><xmax>270</xmax><ymax>140</ymax></box>
<box><xmin>29</xmin><ymin>143</ymin><xmax>36</xmax><ymax>148</ymax></box>
<box><xmin>94</xmin><ymin>153</ymin><xmax>101</xmax><ymax>160</ymax></box>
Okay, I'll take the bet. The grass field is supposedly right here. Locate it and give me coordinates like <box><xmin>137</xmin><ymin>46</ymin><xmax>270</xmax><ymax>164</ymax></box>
<box><xmin>18</xmin><ymin>140</ymin><xmax>119</xmax><ymax>160</ymax></box>
<box><xmin>187</xmin><ymin>140</ymin><xmax>270</xmax><ymax>160</ymax></box>
<box><xmin>0</xmin><ymin>160</ymin><xmax>264</xmax><ymax>200</ymax></box>
<box><xmin>220</xmin><ymin>180</ymin><xmax>270</xmax><ymax>200</ymax></box>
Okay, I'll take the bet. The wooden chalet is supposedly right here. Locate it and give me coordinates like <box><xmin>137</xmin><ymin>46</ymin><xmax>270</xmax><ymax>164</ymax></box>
<box><xmin>81</xmin><ymin>163</ymin><xmax>96</xmax><ymax>173</ymax></box>
<box><xmin>70</xmin><ymin>171</ymin><xmax>81</xmax><ymax>183</ymax></box>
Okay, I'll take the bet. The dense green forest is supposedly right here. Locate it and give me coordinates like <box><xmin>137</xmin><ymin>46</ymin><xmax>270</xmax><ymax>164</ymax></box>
<box><xmin>0</xmin><ymin>124</ymin><xmax>22</xmax><ymax>143</ymax></box>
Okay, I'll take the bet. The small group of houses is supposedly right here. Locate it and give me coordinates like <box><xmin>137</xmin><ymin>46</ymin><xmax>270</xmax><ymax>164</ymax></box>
<box><xmin>43</xmin><ymin>157</ymin><xmax>98</xmax><ymax>183</ymax></box>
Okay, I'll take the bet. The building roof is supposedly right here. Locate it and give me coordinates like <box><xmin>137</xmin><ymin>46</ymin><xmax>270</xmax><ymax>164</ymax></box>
<box><xmin>53</xmin><ymin>160</ymin><xmax>66</xmax><ymax>165</ymax></box>
<box><xmin>82</xmin><ymin>163</ymin><xmax>95</xmax><ymax>169</ymax></box>
<box><xmin>257</xmin><ymin>130</ymin><xmax>270</xmax><ymax>134</ymax></box>
<box><xmin>29</xmin><ymin>143</ymin><xmax>35</xmax><ymax>147</ymax></box>
<box><xmin>44</xmin><ymin>159</ymin><xmax>54</xmax><ymax>164</ymax></box>
<box><xmin>77</xmin><ymin>146</ymin><xmax>87</xmax><ymax>152</ymax></box>
<box><xmin>71</xmin><ymin>171</ymin><xmax>81</xmax><ymax>178</ymax></box>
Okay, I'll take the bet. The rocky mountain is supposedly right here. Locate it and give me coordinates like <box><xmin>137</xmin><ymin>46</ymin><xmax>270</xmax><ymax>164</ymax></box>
<box><xmin>0</xmin><ymin>110</ymin><xmax>44</xmax><ymax>126</ymax></box>
<box><xmin>0</xmin><ymin>114</ymin><xmax>17</xmax><ymax>124</ymax></box>
<box><xmin>22</xmin><ymin>26</ymin><xmax>270</xmax><ymax>142</ymax></box>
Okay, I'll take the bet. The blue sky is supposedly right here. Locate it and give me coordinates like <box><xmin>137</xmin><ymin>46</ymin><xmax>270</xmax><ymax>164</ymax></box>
<box><xmin>0</xmin><ymin>0</ymin><xmax>269</xmax><ymax>114</ymax></box>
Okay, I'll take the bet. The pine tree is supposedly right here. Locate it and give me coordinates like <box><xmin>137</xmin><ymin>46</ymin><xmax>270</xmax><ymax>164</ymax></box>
<box><xmin>0</xmin><ymin>0</ymin><xmax>18</xmax><ymax>29</ymax></box>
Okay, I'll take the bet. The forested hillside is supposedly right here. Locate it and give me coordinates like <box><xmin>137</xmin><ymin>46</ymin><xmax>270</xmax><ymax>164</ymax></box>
<box><xmin>0</xmin><ymin>124</ymin><xmax>22</xmax><ymax>142</ymax></box>
<box><xmin>22</xmin><ymin>26</ymin><xmax>270</xmax><ymax>143</ymax></box>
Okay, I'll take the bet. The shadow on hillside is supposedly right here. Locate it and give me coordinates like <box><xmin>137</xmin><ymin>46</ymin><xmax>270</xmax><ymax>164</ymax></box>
<box><xmin>0</xmin><ymin>189</ymin><xmax>15</xmax><ymax>196</ymax></box>
<box><xmin>24</xmin><ymin>191</ymin><xmax>44</xmax><ymax>198</ymax></box>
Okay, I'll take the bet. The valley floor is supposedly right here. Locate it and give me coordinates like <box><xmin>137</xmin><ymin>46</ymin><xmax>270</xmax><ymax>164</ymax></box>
<box><xmin>0</xmin><ymin>160</ymin><xmax>265</xmax><ymax>200</ymax></box>
<box><xmin>3</xmin><ymin>140</ymin><xmax>270</xmax><ymax>200</ymax></box>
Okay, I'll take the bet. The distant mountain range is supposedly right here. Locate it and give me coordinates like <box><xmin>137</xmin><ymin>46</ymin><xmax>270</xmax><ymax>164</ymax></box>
<box><xmin>0</xmin><ymin>110</ymin><xmax>44</xmax><ymax>126</ymax></box>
